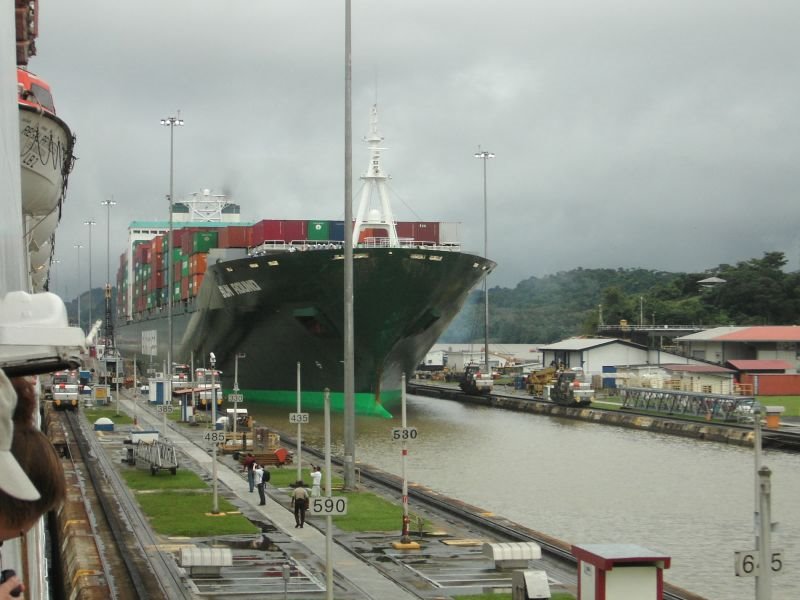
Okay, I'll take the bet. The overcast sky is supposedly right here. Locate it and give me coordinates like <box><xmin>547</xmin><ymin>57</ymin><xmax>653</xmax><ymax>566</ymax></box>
<box><xmin>29</xmin><ymin>0</ymin><xmax>800</xmax><ymax>295</ymax></box>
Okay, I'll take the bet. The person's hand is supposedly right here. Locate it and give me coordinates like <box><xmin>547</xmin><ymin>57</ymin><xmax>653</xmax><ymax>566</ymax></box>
<box><xmin>0</xmin><ymin>573</ymin><xmax>24</xmax><ymax>599</ymax></box>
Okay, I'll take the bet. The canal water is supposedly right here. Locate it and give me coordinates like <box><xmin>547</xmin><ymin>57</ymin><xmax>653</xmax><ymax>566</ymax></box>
<box><xmin>245</xmin><ymin>394</ymin><xmax>800</xmax><ymax>600</ymax></box>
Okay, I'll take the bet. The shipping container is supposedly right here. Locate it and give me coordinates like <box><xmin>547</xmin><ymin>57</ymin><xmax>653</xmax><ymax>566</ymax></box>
<box><xmin>283</xmin><ymin>219</ymin><xmax>307</xmax><ymax>242</ymax></box>
<box><xmin>251</xmin><ymin>219</ymin><xmax>283</xmax><ymax>245</ymax></box>
<box><xmin>307</xmin><ymin>220</ymin><xmax>330</xmax><ymax>241</ymax></box>
<box><xmin>218</xmin><ymin>226</ymin><xmax>251</xmax><ymax>248</ymax></box>
<box><xmin>395</xmin><ymin>221</ymin><xmax>440</xmax><ymax>244</ymax></box>
<box><xmin>439</xmin><ymin>222</ymin><xmax>460</xmax><ymax>245</ymax></box>
<box><xmin>190</xmin><ymin>253</ymin><xmax>208</xmax><ymax>275</ymax></box>
<box><xmin>190</xmin><ymin>273</ymin><xmax>204</xmax><ymax>296</ymax></box>
<box><xmin>415</xmin><ymin>222</ymin><xmax>440</xmax><ymax>243</ymax></box>
<box><xmin>395</xmin><ymin>221</ymin><xmax>414</xmax><ymax>240</ymax></box>
<box><xmin>181</xmin><ymin>258</ymin><xmax>190</xmax><ymax>278</ymax></box>
<box><xmin>173</xmin><ymin>282</ymin><xmax>181</xmax><ymax>302</ymax></box>
<box><xmin>181</xmin><ymin>277</ymin><xmax>189</xmax><ymax>300</ymax></box>
<box><xmin>192</xmin><ymin>231</ymin><xmax>218</xmax><ymax>254</ymax></box>
<box><xmin>330</xmin><ymin>220</ymin><xmax>345</xmax><ymax>242</ymax></box>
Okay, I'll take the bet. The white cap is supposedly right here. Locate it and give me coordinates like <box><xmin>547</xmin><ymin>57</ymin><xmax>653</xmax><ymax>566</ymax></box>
<box><xmin>0</xmin><ymin>369</ymin><xmax>40</xmax><ymax>501</ymax></box>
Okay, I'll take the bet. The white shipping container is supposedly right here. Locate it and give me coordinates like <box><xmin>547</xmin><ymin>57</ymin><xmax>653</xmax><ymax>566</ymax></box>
<box><xmin>439</xmin><ymin>221</ymin><xmax>461</xmax><ymax>245</ymax></box>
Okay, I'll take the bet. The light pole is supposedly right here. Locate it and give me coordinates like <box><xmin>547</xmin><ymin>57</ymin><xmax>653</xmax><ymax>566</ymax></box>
<box><xmin>474</xmin><ymin>148</ymin><xmax>494</xmax><ymax>375</ymax></box>
<box><xmin>73</xmin><ymin>244</ymin><xmax>83</xmax><ymax>331</ymax></box>
<box><xmin>83</xmin><ymin>219</ymin><xmax>97</xmax><ymax>336</ymax></box>
<box><xmin>342</xmin><ymin>0</ymin><xmax>356</xmax><ymax>491</ymax></box>
<box><xmin>49</xmin><ymin>258</ymin><xmax>60</xmax><ymax>294</ymax></box>
<box><xmin>233</xmin><ymin>352</ymin><xmax>245</xmax><ymax>438</ymax></box>
<box><xmin>161</xmin><ymin>113</ymin><xmax>184</xmax><ymax>392</ymax></box>
<box><xmin>209</xmin><ymin>352</ymin><xmax>220</xmax><ymax>514</ymax></box>
<box><xmin>101</xmin><ymin>197</ymin><xmax>116</xmax><ymax>347</ymax></box>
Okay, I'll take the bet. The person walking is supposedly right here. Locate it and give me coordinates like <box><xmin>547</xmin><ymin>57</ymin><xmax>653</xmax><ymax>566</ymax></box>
<box><xmin>242</xmin><ymin>452</ymin><xmax>256</xmax><ymax>492</ymax></box>
<box><xmin>291</xmin><ymin>481</ymin><xmax>309</xmax><ymax>528</ymax></box>
<box><xmin>254</xmin><ymin>463</ymin><xmax>265</xmax><ymax>505</ymax></box>
<box><xmin>310</xmin><ymin>465</ymin><xmax>322</xmax><ymax>497</ymax></box>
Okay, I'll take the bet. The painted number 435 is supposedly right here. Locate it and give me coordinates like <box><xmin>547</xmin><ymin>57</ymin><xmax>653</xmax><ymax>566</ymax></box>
<box><xmin>734</xmin><ymin>550</ymin><xmax>784</xmax><ymax>577</ymax></box>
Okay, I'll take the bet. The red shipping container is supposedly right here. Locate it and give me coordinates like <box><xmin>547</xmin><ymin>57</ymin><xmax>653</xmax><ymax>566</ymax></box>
<box><xmin>282</xmin><ymin>220</ymin><xmax>307</xmax><ymax>242</ymax></box>
<box><xmin>395</xmin><ymin>222</ymin><xmax>413</xmax><ymax>240</ymax></box>
<box><xmin>190</xmin><ymin>252</ymin><xmax>208</xmax><ymax>275</ymax></box>
<box><xmin>153</xmin><ymin>235</ymin><xmax>164</xmax><ymax>254</ymax></box>
<box><xmin>219</xmin><ymin>226</ymin><xmax>252</xmax><ymax>248</ymax></box>
<box><xmin>181</xmin><ymin>276</ymin><xmax>189</xmax><ymax>300</ymax></box>
<box><xmin>251</xmin><ymin>219</ymin><xmax>283</xmax><ymax>245</ymax></box>
<box><xmin>414</xmin><ymin>222</ymin><xmax>440</xmax><ymax>243</ymax></box>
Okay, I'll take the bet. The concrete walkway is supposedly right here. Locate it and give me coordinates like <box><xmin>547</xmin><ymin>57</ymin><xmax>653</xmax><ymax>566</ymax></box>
<box><xmin>119</xmin><ymin>393</ymin><xmax>419</xmax><ymax>600</ymax></box>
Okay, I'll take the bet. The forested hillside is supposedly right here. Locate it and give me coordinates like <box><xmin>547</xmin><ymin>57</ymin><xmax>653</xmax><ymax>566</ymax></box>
<box><xmin>441</xmin><ymin>252</ymin><xmax>800</xmax><ymax>343</ymax></box>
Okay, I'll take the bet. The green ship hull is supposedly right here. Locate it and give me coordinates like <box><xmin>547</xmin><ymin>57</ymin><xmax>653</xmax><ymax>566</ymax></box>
<box><xmin>117</xmin><ymin>246</ymin><xmax>494</xmax><ymax>417</ymax></box>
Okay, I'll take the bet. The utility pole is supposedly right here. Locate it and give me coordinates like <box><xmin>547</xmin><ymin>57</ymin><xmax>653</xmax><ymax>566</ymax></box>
<box><xmin>474</xmin><ymin>147</ymin><xmax>494</xmax><ymax>375</ymax></box>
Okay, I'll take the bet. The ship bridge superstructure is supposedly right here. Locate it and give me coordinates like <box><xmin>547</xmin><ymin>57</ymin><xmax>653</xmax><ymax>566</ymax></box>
<box><xmin>352</xmin><ymin>105</ymin><xmax>399</xmax><ymax>248</ymax></box>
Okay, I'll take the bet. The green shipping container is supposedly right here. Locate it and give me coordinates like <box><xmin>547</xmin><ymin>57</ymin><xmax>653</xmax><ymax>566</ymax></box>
<box><xmin>192</xmin><ymin>231</ymin><xmax>219</xmax><ymax>254</ymax></box>
<box><xmin>181</xmin><ymin>259</ymin><xmax>189</xmax><ymax>277</ymax></box>
<box><xmin>307</xmin><ymin>220</ymin><xmax>330</xmax><ymax>241</ymax></box>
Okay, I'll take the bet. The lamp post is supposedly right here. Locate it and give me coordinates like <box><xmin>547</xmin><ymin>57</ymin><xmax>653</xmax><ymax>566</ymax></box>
<box><xmin>49</xmin><ymin>258</ymin><xmax>60</xmax><ymax>294</ymax></box>
<box><xmin>474</xmin><ymin>148</ymin><xmax>494</xmax><ymax>375</ymax></box>
<box><xmin>101</xmin><ymin>197</ymin><xmax>116</xmax><ymax>347</ymax></box>
<box><xmin>83</xmin><ymin>220</ymin><xmax>97</xmax><ymax>335</ymax></box>
<box><xmin>342</xmin><ymin>0</ymin><xmax>356</xmax><ymax>492</ymax></box>
<box><xmin>73</xmin><ymin>244</ymin><xmax>83</xmax><ymax>331</ymax></box>
<box><xmin>209</xmin><ymin>352</ymin><xmax>220</xmax><ymax>514</ymax></box>
<box><xmin>233</xmin><ymin>352</ymin><xmax>245</xmax><ymax>438</ymax></box>
<box><xmin>161</xmin><ymin>113</ymin><xmax>184</xmax><ymax>392</ymax></box>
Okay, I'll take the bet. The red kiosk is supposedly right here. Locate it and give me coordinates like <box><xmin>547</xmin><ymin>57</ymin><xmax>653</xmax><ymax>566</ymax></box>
<box><xmin>571</xmin><ymin>544</ymin><xmax>671</xmax><ymax>600</ymax></box>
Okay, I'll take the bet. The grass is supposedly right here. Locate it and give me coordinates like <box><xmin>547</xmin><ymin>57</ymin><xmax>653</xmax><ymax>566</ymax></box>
<box><xmin>756</xmin><ymin>396</ymin><xmax>800</xmax><ymax>417</ymax></box>
<box><xmin>121</xmin><ymin>463</ymin><xmax>257</xmax><ymax>536</ymax></box>
<box><xmin>269</xmin><ymin>467</ymin><xmax>344</xmax><ymax>490</ymax></box>
<box><xmin>270</xmin><ymin>469</ymin><xmax>431</xmax><ymax>533</ymax></box>
<box><xmin>135</xmin><ymin>491</ymin><xmax>259</xmax><ymax>536</ymax></box>
<box><xmin>121</xmin><ymin>468</ymin><xmax>208</xmax><ymax>490</ymax></box>
<box><xmin>83</xmin><ymin>405</ymin><xmax>135</xmax><ymax>425</ymax></box>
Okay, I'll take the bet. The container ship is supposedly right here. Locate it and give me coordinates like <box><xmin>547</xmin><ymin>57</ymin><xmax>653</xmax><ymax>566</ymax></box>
<box><xmin>115</xmin><ymin>107</ymin><xmax>495</xmax><ymax>416</ymax></box>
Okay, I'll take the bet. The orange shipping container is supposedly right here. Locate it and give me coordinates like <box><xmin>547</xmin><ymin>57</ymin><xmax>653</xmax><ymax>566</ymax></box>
<box><xmin>181</xmin><ymin>276</ymin><xmax>189</xmax><ymax>300</ymax></box>
<box><xmin>190</xmin><ymin>273</ymin><xmax>204</xmax><ymax>296</ymax></box>
<box><xmin>190</xmin><ymin>252</ymin><xmax>208</xmax><ymax>275</ymax></box>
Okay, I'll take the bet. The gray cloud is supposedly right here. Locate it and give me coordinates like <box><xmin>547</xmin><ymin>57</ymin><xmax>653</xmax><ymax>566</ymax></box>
<box><xmin>31</xmin><ymin>0</ymin><xmax>800</xmax><ymax>294</ymax></box>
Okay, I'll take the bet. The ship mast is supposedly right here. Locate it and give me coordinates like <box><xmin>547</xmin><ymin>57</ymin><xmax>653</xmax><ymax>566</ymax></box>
<box><xmin>352</xmin><ymin>105</ymin><xmax>399</xmax><ymax>247</ymax></box>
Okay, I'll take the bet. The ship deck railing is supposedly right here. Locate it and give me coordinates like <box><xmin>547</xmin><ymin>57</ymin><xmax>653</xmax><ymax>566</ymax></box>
<box><xmin>249</xmin><ymin>238</ymin><xmax>462</xmax><ymax>255</ymax></box>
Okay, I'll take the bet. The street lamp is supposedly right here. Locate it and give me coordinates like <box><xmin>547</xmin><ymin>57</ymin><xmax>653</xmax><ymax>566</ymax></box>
<box><xmin>232</xmin><ymin>352</ymin><xmax>245</xmax><ymax>438</ymax></box>
<box><xmin>161</xmin><ymin>113</ymin><xmax>184</xmax><ymax>389</ymax></box>
<box><xmin>49</xmin><ymin>258</ymin><xmax>60</xmax><ymax>294</ymax></box>
<box><xmin>209</xmin><ymin>351</ymin><xmax>220</xmax><ymax>514</ymax></box>
<box><xmin>83</xmin><ymin>219</ymin><xmax>97</xmax><ymax>336</ymax></box>
<box><xmin>101</xmin><ymin>197</ymin><xmax>116</xmax><ymax>348</ymax></box>
<box><xmin>73</xmin><ymin>244</ymin><xmax>83</xmax><ymax>331</ymax></box>
<box><xmin>474</xmin><ymin>148</ymin><xmax>494</xmax><ymax>375</ymax></box>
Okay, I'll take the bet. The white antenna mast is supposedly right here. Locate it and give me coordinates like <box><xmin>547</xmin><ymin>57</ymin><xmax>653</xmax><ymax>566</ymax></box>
<box><xmin>352</xmin><ymin>105</ymin><xmax>399</xmax><ymax>247</ymax></box>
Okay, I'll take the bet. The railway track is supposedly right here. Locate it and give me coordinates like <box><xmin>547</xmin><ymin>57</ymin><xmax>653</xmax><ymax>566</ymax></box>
<box><xmin>59</xmin><ymin>410</ymin><xmax>193</xmax><ymax>600</ymax></box>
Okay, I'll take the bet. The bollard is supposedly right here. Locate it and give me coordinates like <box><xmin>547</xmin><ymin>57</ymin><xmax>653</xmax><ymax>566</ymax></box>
<box><xmin>765</xmin><ymin>406</ymin><xmax>784</xmax><ymax>430</ymax></box>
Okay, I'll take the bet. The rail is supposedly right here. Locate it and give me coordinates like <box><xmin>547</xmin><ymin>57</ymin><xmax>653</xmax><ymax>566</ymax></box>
<box><xmin>249</xmin><ymin>238</ymin><xmax>463</xmax><ymax>255</ymax></box>
<box><xmin>64</xmin><ymin>411</ymin><xmax>193</xmax><ymax>599</ymax></box>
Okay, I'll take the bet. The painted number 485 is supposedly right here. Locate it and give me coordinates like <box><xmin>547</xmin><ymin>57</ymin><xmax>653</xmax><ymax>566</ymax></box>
<box><xmin>734</xmin><ymin>551</ymin><xmax>784</xmax><ymax>577</ymax></box>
